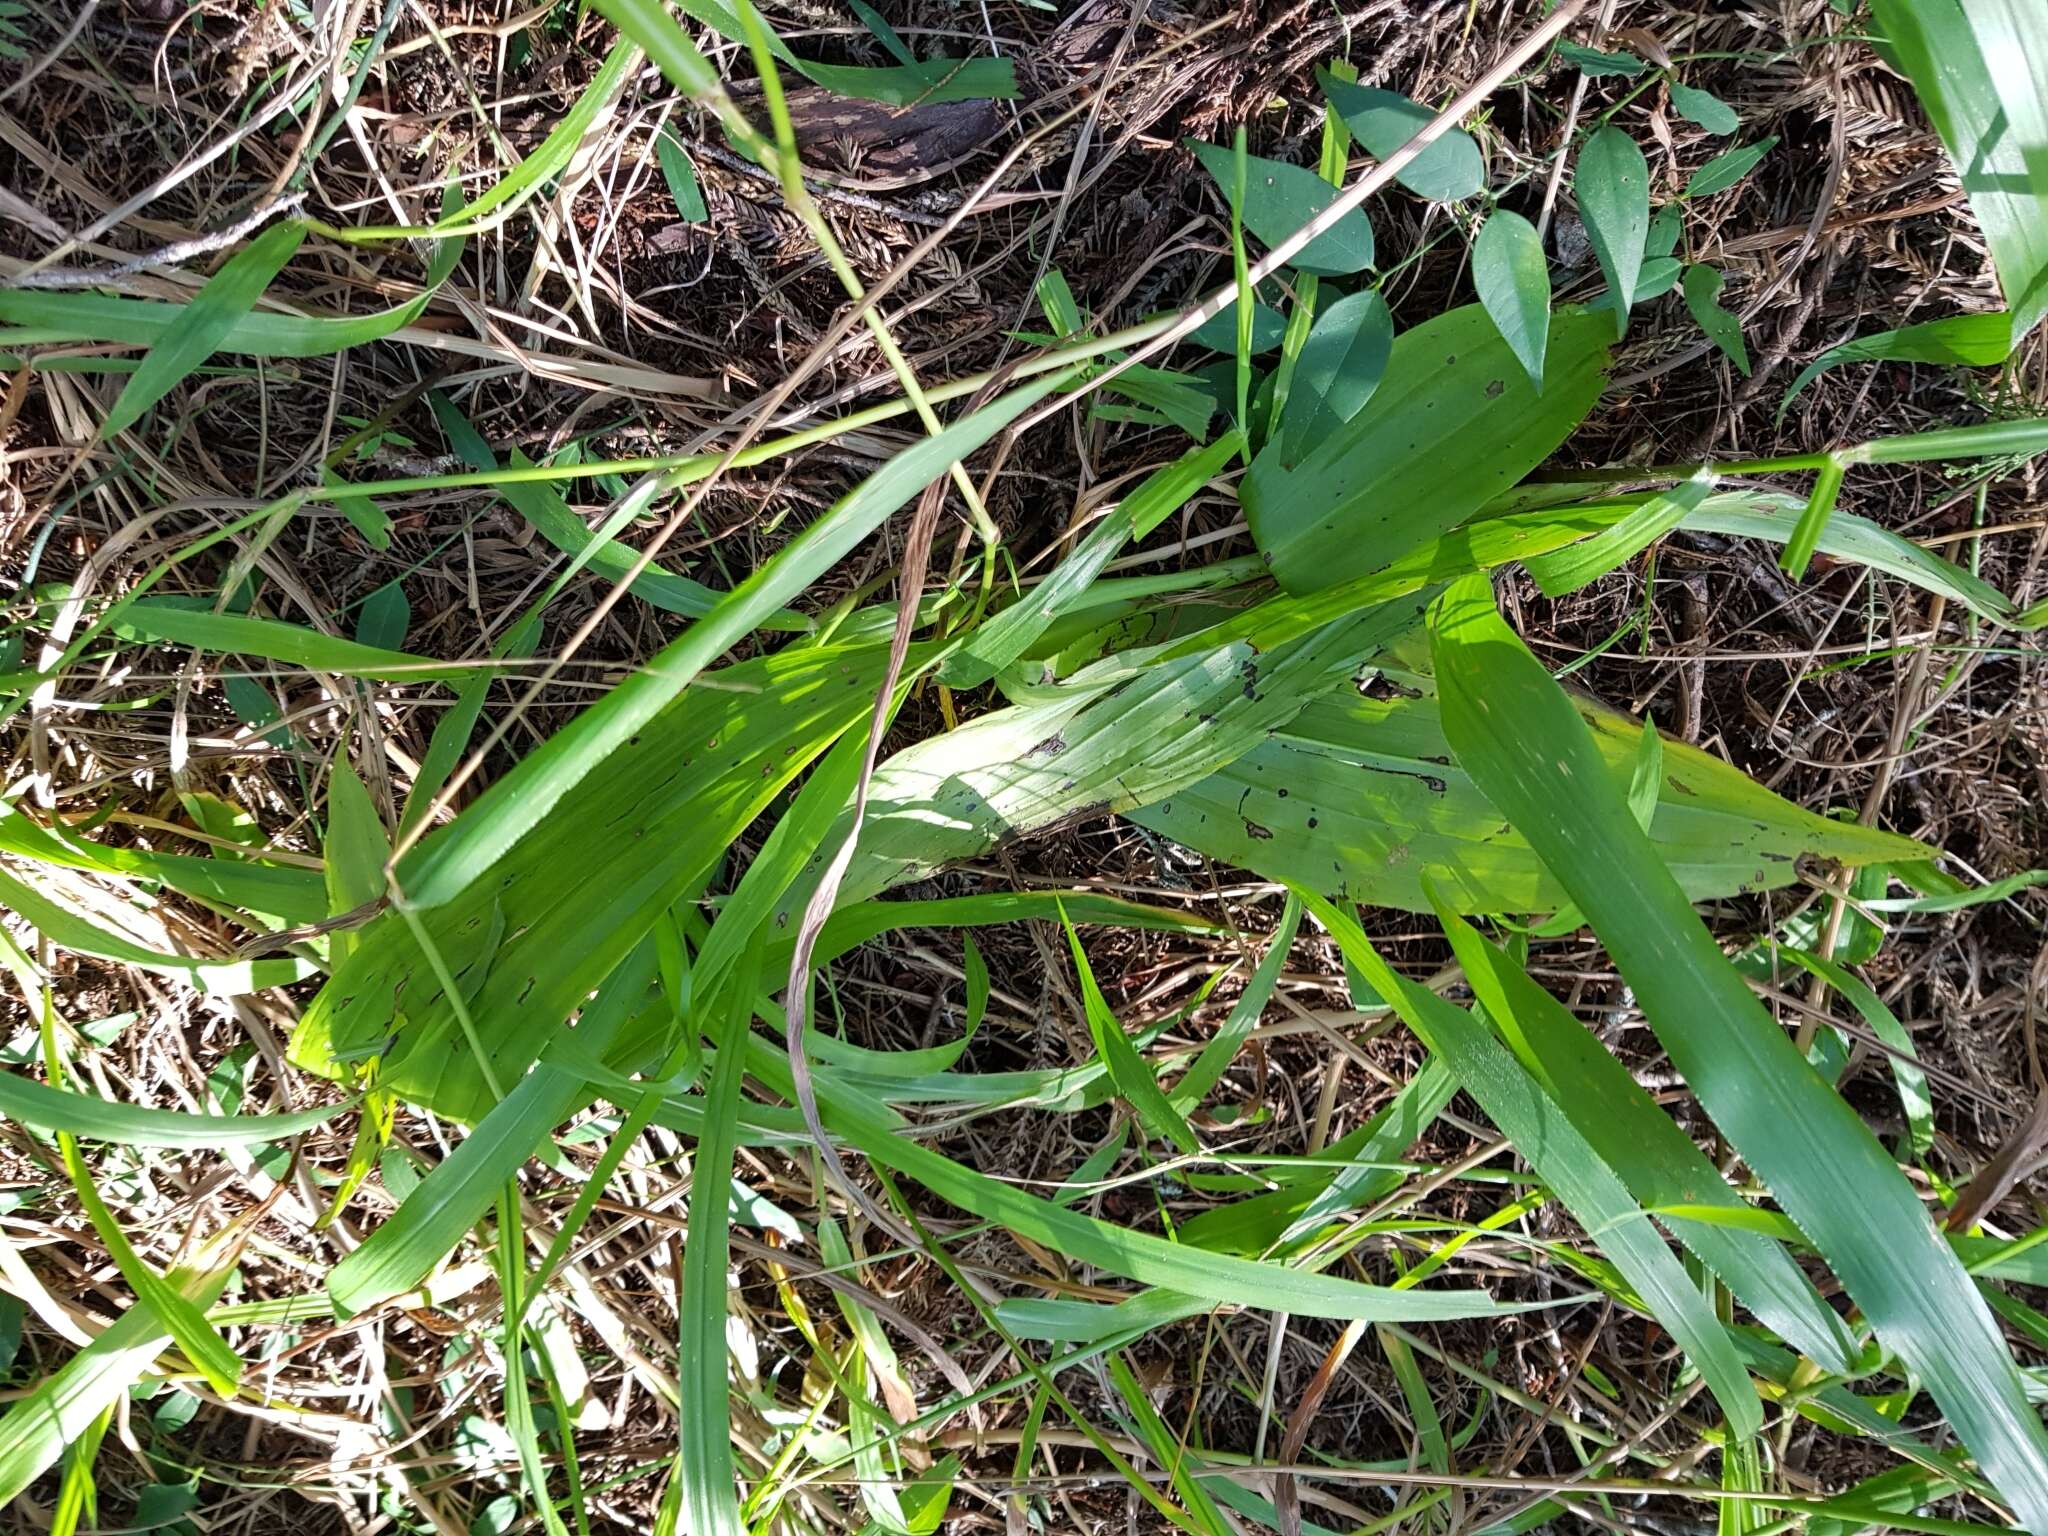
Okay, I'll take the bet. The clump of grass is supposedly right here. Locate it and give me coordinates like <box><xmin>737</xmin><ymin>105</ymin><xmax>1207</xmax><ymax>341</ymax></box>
<box><xmin>4</xmin><ymin>2</ymin><xmax>2048</xmax><ymax>1534</ymax></box>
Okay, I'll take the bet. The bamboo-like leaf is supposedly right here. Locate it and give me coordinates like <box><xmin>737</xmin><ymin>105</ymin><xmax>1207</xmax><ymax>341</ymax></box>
<box><xmin>944</xmin><ymin>432</ymin><xmax>1242</xmax><ymax>688</ymax></box>
<box><xmin>1779</xmin><ymin>312</ymin><xmax>2015</xmax><ymax>420</ymax></box>
<box><xmin>1425</xmin><ymin>571</ymin><xmax>2048</xmax><ymax>1528</ymax></box>
<box><xmin>0</xmin><ymin>801</ymin><xmax>324</xmax><ymax>925</ymax></box>
<box><xmin>1872</xmin><ymin>0</ymin><xmax>2048</xmax><ymax>340</ymax></box>
<box><xmin>1524</xmin><ymin>473</ymin><xmax>1717</xmax><ymax>596</ymax></box>
<box><xmin>298</xmin><ymin>640</ymin><xmax>893</xmax><ymax>1122</ymax></box>
<box><xmin>1241</xmin><ymin>304</ymin><xmax>1611</xmax><ymax>594</ymax></box>
<box><xmin>1129</xmin><ymin>641</ymin><xmax>1918</xmax><ymax>916</ymax></box>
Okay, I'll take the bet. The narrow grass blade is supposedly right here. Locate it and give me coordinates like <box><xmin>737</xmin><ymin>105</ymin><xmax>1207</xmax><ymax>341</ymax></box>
<box><xmin>117</xmin><ymin>602</ymin><xmax>475</xmax><ymax>681</ymax></box>
<box><xmin>1430</xmin><ymin>903</ymin><xmax>1858</xmax><ymax>1370</ymax></box>
<box><xmin>0</xmin><ymin>867</ymin><xmax>313</xmax><ymax>993</ymax></box>
<box><xmin>1172</xmin><ymin>893</ymin><xmax>1300</xmax><ymax>1112</ymax></box>
<box><xmin>1426</xmin><ymin>571</ymin><xmax>2048</xmax><ymax>1528</ymax></box>
<box><xmin>0</xmin><ymin>801</ymin><xmax>324</xmax><ymax>925</ymax></box>
<box><xmin>0</xmin><ymin>1071</ymin><xmax>344</xmax><ymax>1147</ymax></box>
<box><xmin>1779</xmin><ymin>312</ymin><xmax>2015</xmax><ymax>420</ymax></box>
<box><xmin>1524</xmin><ymin>473</ymin><xmax>1716</xmax><ymax>596</ymax></box>
<box><xmin>0</xmin><ymin>1260</ymin><xmax>235</xmax><ymax>1504</ymax></box>
<box><xmin>1775</xmin><ymin>947</ymin><xmax>1934</xmax><ymax>1159</ymax></box>
<box><xmin>744</xmin><ymin>1034</ymin><xmax>1530</xmax><ymax>1325</ymax></box>
<box><xmin>1062</xmin><ymin>906</ymin><xmax>1199</xmax><ymax>1155</ymax></box>
<box><xmin>1301</xmin><ymin>892</ymin><xmax>1765</xmax><ymax>1439</ymax></box>
<box><xmin>398</xmin><ymin>372</ymin><xmax>1069</xmax><ymax>910</ymax></box>
<box><xmin>98</xmin><ymin>220</ymin><xmax>305</xmax><ymax>438</ymax></box>
<box><xmin>945</xmin><ymin>432</ymin><xmax>1242</xmax><ymax>686</ymax></box>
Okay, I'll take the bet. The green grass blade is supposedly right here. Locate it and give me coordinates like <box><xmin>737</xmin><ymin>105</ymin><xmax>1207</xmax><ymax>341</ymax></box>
<box><xmin>1778</xmin><ymin>312</ymin><xmax>2015</xmax><ymax>420</ymax></box>
<box><xmin>97</xmin><ymin>220</ymin><xmax>305</xmax><ymax>438</ymax></box>
<box><xmin>0</xmin><ymin>1259</ymin><xmax>235</xmax><ymax>1504</ymax></box>
<box><xmin>398</xmin><ymin>371</ymin><xmax>1070</xmax><ymax>910</ymax></box>
<box><xmin>1061</xmin><ymin>906</ymin><xmax>1199</xmax><ymax>1155</ymax></box>
<box><xmin>1301</xmin><ymin>892</ymin><xmax>1765</xmax><ymax>1439</ymax></box>
<box><xmin>1171</xmin><ymin>893</ymin><xmax>1300</xmax><ymax>1112</ymax></box>
<box><xmin>1775</xmin><ymin>946</ymin><xmax>1934</xmax><ymax>1160</ymax></box>
<box><xmin>742</xmin><ymin>1032</ymin><xmax>1533</xmax><ymax>1325</ymax></box>
<box><xmin>0</xmin><ymin>1071</ymin><xmax>345</xmax><ymax>1147</ymax></box>
<box><xmin>117</xmin><ymin>602</ymin><xmax>476</xmax><ymax>681</ymax></box>
<box><xmin>0</xmin><ymin>866</ymin><xmax>313</xmax><ymax>994</ymax></box>
<box><xmin>1431</xmin><ymin>903</ymin><xmax>1859</xmax><ymax>1371</ymax></box>
<box><xmin>1426</xmin><ymin>571</ymin><xmax>2048</xmax><ymax>1527</ymax></box>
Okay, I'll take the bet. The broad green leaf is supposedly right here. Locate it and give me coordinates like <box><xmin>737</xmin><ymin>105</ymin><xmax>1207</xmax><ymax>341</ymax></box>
<box><xmin>0</xmin><ymin>866</ymin><xmax>313</xmax><ymax>994</ymax></box>
<box><xmin>1303</xmin><ymin>893</ymin><xmax>1765</xmax><ymax>1439</ymax></box>
<box><xmin>1873</xmin><ymin>0</ymin><xmax>2048</xmax><ymax>339</ymax></box>
<box><xmin>326</xmin><ymin>949</ymin><xmax>655</xmax><ymax>1314</ymax></box>
<box><xmin>1242</xmin><ymin>303</ymin><xmax>1611</xmax><ymax>594</ymax></box>
<box><xmin>1577</xmin><ymin>126</ymin><xmax>1650</xmax><ymax>335</ymax></box>
<box><xmin>1524</xmin><ymin>473</ymin><xmax>1717</xmax><ymax>596</ymax></box>
<box><xmin>116</xmin><ymin>602</ymin><xmax>471</xmax><ymax>682</ymax></box>
<box><xmin>1683</xmin><ymin>265</ymin><xmax>1750</xmax><ymax>375</ymax></box>
<box><xmin>775</xmin><ymin>605</ymin><xmax>1422</xmax><ymax>925</ymax></box>
<box><xmin>1063</xmin><ymin>909</ymin><xmax>1198</xmax><ymax>1155</ymax></box>
<box><xmin>1669</xmin><ymin>82</ymin><xmax>1739</xmax><ymax>134</ymax></box>
<box><xmin>99</xmin><ymin>220</ymin><xmax>305</xmax><ymax>438</ymax></box>
<box><xmin>1189</xmin><ymin>140</ymin><xmax>1376</xmax><ymax>276</ymax></box>
<box><xmin>1779</xmin><ymin>311</ymin><xmax>2014</xmax><ymax>419</ymax></box>
<box><xmin>1472</xmin><ymin>210</ymin><xmax>1551</xmax><ymax>388</ymax></box>
<box><xmin>354</xmin><ymin>580</ymin><xmax>410</xmax><ymax>652</ymax></box>
<box><xmin>0</xmin><ymin>1070</ymin><xmax>344</xmax><ymax>1147</ymax></box>
<box><xmin>654</xmin><ymin>129</ymin><xmax>708</xmax><ymax>221</ymax></box>
<box><xmin>1431</xmin><ymin>906</ymin><xmax>1858</xmax><ymax>1370</ymax></box>
<box><xmin>1427</xmin><ymin>572</ymin><xmax>2048</xmax><ymax>1530</ymax></box>
<box><xmin>1276</xmin><ymin>288</ymin><xmax>1392</xmax><ymax>466</ymax></box>
<box><xmin>1129</xmin><ymin>646</ymin><xmax>1919</xmax><ymax>917</ymax></box>
<box><xmin>395</xmin><ymin>372</ymin><xmax>1069</xmax><ymax>912</ymax></box>
<box><xmin>1557</xmin><ymin>41</ymin><xmax>1646</xmax><ymax>77</ymax></box>
<box><xmin>944</xmin><ymin>433</ymin><xmax>1243</xmax><ymax>687</ymax></box>
<box><xmin>1685</xmin><ymin>137</ymin><xmax>1777</xmax><ymax>199</ymax></box>
<box><xmin>1189</xmin><ymin>302</ymin><xmax>1286</xmax><ymax>353</ymax></box>
<box><xmin>1316</xmin><ymin>74</ymin><xmax>1484</xmax><ymax>201</ymax></box>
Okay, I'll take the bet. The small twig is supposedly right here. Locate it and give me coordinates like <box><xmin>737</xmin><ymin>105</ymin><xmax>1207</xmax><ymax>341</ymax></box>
<box><xmin>4</xmin><ymin>195</ymin><xmax>307</xmax><ymax>290</ymax></box>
